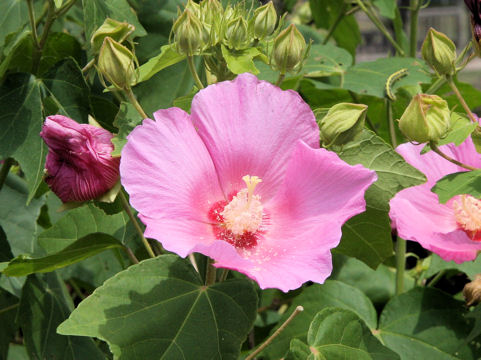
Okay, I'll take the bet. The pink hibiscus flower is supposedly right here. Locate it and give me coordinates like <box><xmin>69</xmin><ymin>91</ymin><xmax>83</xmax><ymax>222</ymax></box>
<box><xmin>40</xmin><ymin>115</ymin><xmax>120</xmax><ymax>203</ymax></box>
<box><xmin>120</xmin><ymin>73</ymin><xmax>376</xmax><ymax>291</ymax></box>
<box><xmin>390</xmin><ymin>138</ymin><xmax>481</xmax><ymax>263</ymax></box>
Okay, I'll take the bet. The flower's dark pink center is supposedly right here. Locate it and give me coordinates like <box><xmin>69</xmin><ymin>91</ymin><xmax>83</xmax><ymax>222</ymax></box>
<box><xmin>207</xmin><ymin>175</ymin><xmax>264</xmax><ymax>249</ymax></box>
<box><xmin>453</xmin><ymin>195</ymin><xmax>481</xmax><ymax>242</ymax></box>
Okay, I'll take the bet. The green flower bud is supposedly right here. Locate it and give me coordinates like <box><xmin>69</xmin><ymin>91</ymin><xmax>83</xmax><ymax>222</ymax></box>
<box><xmin>318</xmin><ymin>103</ymin><xmax>367</xmax><ymax>146</ymax></box>
<box><xmin>200</xmin><ymin>0</ymin><xmax>223</xmax><ymax>24</ymax></box>
<box><xmin>172</xmin><ymin>9</ymin><xmax>207</xmax><ymax>56</ymax></box>
<box><xmin>272</xmin><ymin>24</ymin><xmax>306</xmax><ymax>74</ymax></box>
<box><xmin>185</xmin><ymin>0</ymin><xmax>201</xmax><ymax>18</ymax></box>
<box><xmin>398</xmin><ymin>94</ymin><xmax>451</xmax><ymax>143</ymax></box>
<box><xmin>97</xmin><ymin>37</ymin><xmax>136</xmax><ymax>90</ymax></box>
<box><xmin>224</xmin><ymin>16</ymin><xmax>249</xmax><ymax>50</ymax></box>
<box><xmin>252</xmin><ymin>1</ymin><xmax>277</xmax><ymax>40</ymax></box>
<box><xmin>90</xmin><ymin>18</ymin><xmax>135</xmax><ymax>54</ymax></box>
<box><xmin>422</xmin><ymin>28</ymin><xmax>456</xmax><ymax>76</ymax></box>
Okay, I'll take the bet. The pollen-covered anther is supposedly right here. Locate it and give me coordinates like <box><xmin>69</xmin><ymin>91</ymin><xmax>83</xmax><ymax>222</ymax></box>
<box><xmin>453</xmin><ymin>195</ymin><xmax>481</xmax><ymax>240</ymax></box>
<box><xmin>220</xmin><ymin>175</ymin><xmax>263</xmax><ymax>235</ymax></box>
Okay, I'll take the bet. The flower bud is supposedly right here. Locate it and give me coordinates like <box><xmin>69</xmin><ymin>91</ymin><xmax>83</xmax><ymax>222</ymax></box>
<box><xmin>185</xmin><ymin>0</ymin><xmax>201</xmax><ymax>18</ymax></box>
<box><xmin>421</xmin><ymin>28</ymin><xmax>456</xmax><ymax>76</ymax></box>
<box><xmin>90</xmin><ymin>18</ymin><xmax>135</xmax><ymax>54</ymax></box>
<box><xmin>252</xmin><ymin>1</ymin><xmax>277</xmax><ymax>40</ymax></box>
<box><xmin>200</xmin><ymin>0</ymin><xmax>223</xmax><ymax>25</ymax></box>
<box><xmin>172</xmin><ymin>9</ymin><xmax>207</xmax><ymax>55</ymax></box>
<box><xmin>398</xmin><ymin>94</ymin><xmax>451</xmax><ymax>143</ymax></box>
<box><xmin>318</xmin><ymin>103</ymin><xmax>367</xmax><ymax>146</ymax></box>
<box><xmin>272</xmin><ymin>24</ymin><xmax>306</xmax><ymax>74</ymax></box>
<box><xmin>224</xmin><ymin>16</ymin><xmax>249</xmax><ymax>50</ymax></box>
<box><xmin>97</xmin><ymin>37</ymin><xmax>136</xmax><ymax>90</ymax></box>
<box><xmin>464</xmin><ymin>274</ymin><xmax>481</xmax><ymax>306</ymax></box>
<box><xmin>40</xmin><ymin>115</ymin><xmax>120</xmax><ymax>203</ymax></box>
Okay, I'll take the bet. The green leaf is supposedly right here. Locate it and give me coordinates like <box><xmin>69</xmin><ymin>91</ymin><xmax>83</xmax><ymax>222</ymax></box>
<box><xmin>373</xmin><ymin>0</ymin><xmax>397</xmax><ymax>19</ymax></box>
<box><xmin>0</xmin><ymin>74</ymin><xmax>45</xmax><ymax>200</ymax></box>
<box><xmin>82</xmin><ymin>0</ymin><xmax>146</xmax><ymax>46</ymax></box>
<box><xmin>38</xmin><ymin>203</ymin><xmax>133</xmax><ymax>253</ymax></box>
<box><xmin>221</xmin><ymin>45</ymin><xmax>261</xmax><ymax>75</ymax></box>
<box><xmin>111</xmin><ymin>102</ymin><xmax>143</xmax><ymax>156</ymax></box>
<box><xmin>0</xmin><ymin>288</ymin><xmax>18</xmax><ymax>360</ymax></box>
<box><xmin>0</xmin><ymin>0</ymin><xmax>29</xmax><ymax>48</ymax></box>
<box><xmin>0</xmin><ymin>175</ymin><xmax>44</xmax><ymax>257</ymax></box>
<box><xmin>54</xmin><ymin>0</ymin><xmax>64</xmax><ymax>8</ymax></box>
<box><xmin>260</xmin><ymin>280</ymin><xmax>377</xmax><ymax>359</ymax></box>
<box><xmin>436</xmin><ymin>80</ymin><xmax>481</xmax><ymax>114</ymax></box>
<box><xmin>379</xmin><ymin>287</ymin><xmax>478</xmax><ymax>360</ymax></box>
<box><xmin>343</xmin><ymin>57</ymin><xmax>431</xmax><ymax>98</ymax></box>
<box><xmin>335</xmin><ymin>130</ymin><xmax>426</xmax><ymax>268</ymax></box>
<box><xmin>41</xmin><ymin>59</ymin><xmax>91</xmax><ymax>123</ymax></box>
<box><xmin>3</xmin><ymin>233</ymin><xmax>123</xmax><ymax>277</ymax></box>
<box><xmin>432</xmin><ymin>170</ymin><xmax>481</xmax><ymax>204</ymax></box>
<box><xmin>0</xmin><ymin>30</ymin><xmax>30</xmax><ymax>78</ymax></box>
<box><xmin>58</xmin><ymin>255</ymin><xmax>257</xmax><ymax>359</ymax></box>
<box><xmin>137</xmin><ymin>44</ymin><xmax>186</xmax><ymax>83</ymax></box>
<box><xmin>18</xmin><ymin>273</ymin><xmax>104</xmax><ymax>360</ymax></box>
<box><xmin>6</xmin><ymin>345</ymin><xmax>28</xmax><ymax>360</ymax></box>
<box><xmin>134</xmin><ymin>61</ymin><xmax>196</xmax><ymax>115</ymax></box>
<box><xmin>304</xmin><ymin>43</ymin><xmax>353</xmax><ymax>78</ymax></box>
<box><xmin>290</xmin><ymin>308</ymin><xmax>400</xmax><ymax>360</ymax></box>
<box><xmin>331</xmin><ymin>254</ymin><xmax>415</xmax><ymax>306</ymax></box>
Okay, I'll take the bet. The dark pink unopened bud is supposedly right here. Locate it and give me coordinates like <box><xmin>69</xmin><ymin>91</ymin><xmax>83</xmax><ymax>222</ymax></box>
<box><xmin>40</xmin><ymin>115</ymin><xmax>120</xmax><ymax>203</ymax></box>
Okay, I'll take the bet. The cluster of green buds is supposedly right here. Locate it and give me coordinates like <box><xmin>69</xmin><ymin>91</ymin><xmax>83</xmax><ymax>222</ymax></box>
<box><xmin>92</xmin><ymin>18</ymin><xmax>138</xmax><ymax>90</ymax></box>
<box><xmin>398</xmin><ymin>94</ymin><xmax>451</xmax><ymax>143</ymax></box>
<box><xmin>170</xmin><ymin>0</ymin><xmax>307</xmax><ymax>79</ymax></box>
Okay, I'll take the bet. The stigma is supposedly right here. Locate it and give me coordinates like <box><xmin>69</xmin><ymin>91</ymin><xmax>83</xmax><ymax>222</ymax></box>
<box><xmin>220</xmin><ymin>175</ymin><xmax>264</xmax><ymax>235</ymax></box>
<box><xmin>453</xmin><ymin>195</ymin><xmax>481</xmax><ymax>241</ymax></box>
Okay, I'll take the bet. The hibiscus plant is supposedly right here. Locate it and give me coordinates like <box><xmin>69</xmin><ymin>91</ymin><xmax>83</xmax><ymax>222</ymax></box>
<box><xmin>2</xmin><ymin>0</ymin><xmax>481</xmax><ymax>359</ymax></box>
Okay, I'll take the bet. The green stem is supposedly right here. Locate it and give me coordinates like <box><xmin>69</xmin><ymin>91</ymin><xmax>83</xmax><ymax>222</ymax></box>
<box><xmin>27</xmin><ymin>0</ymin><xmax>39</xmax><ymax>48</ymax></box>
<box><xmin>124</xmin><ymin>246</ymin><xmax>139</xmax><ymax>264</ymax></box>
<box><xmin>31</xmin><ymin>0</ymin><xmax>56</xmax><ymax>74</ymax></box>
<box><xmin>125</xmin><ymin>87</ymin><xmax>148</xmax><ymax>119</ymax></box>
<box><xmin>0</xmin><ymin>158</ymin><xmax>14</xmax><ymax>192</ymax></box>
<box><xmin>245</xmin><ymin>306</ymin><xmax>304</xmax><ymax>360</ymax></box>
<box><xmin>447</xmin><ymin>77</ymin><xmax>478</xmax><ymax>123</ymax></box>
<box><xmin>81</xmin><ymin>59</ymin><xmax>95</xmax><ymax>74</ymax></box>
<box><xmin>427</xmin><ymin>270</ymin><xmax>446</xmax><ymax>287</ymax></box>
<box><xmin>219</xmin><ymin>269</ymin><xmax>229</xmax><ymax>282</ymax></box>
<box><xmin>386</xmin><ymin>100</ymin><xmax>397</xmax><ymax>148</ymax></box>
<box><xmin>56</xmin><ymin>0</ymin><xmax>77</xmax><ymax>17</ymax></box>
<box><xmin>322</xmin><ymin>5</ymin><xmax>346</xmax><ymax>45</ymax></box>
<box><xmin>205</xmin><ymin>258</ymin><xmax>217</xmax><ymax>286</ymax></box>
<box><xmin>409</xmin><ymin>0</ymin><xmax>420</xmax><ymax>57</ymax></box>
<box><xmin>395</xmin><ymin>237</ymin><xmax>406</xmax><ymax>295</ymax></box>
<box><xmin>425</xmin><ymin>77</ymin><xmax>445</xmax><ymax>94</ymax></box>
<box><xmin>187</xmin><ymin>56</ymin><xmax>204</xmax><ymax>89</ymax></box>
<box><xmin>429</xmin><ymin>141</ymin><xmax>477</xmax><ymax>171</ymax></box>
<box><xmin>355</xmin><ymin>0</ymin><xmax>405</xmax><ymax>56</ymax></box>
<box><xmin>0</xmin><ymin>303</ymin><xmax>19</xmax><ymax>315</ymax></box>
<box><xmin>275</xmin><ymin>73</ymin><xmax>285</xmax><ymax>87</ymax></box>
<box><xmin>69</xmin><ymin>279</ymin><xmax>86</xmax><ymax>300</ymax></box>
<box><xmin>119</xmin><ymin>191</ymin><xmax>156</xmax><ymax>258</ymax></box>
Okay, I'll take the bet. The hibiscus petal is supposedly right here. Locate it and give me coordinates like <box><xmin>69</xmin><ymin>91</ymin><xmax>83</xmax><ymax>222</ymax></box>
<box><xmin>190</xmin><ymin>73</ymin><xmax>319</xmax><ymax>200</ymax></box>
<box><xmin>120</xmin><ymin>107</ymin><xmax>223</xmax><ymax>226</ymax></box>
<box><xmin>425</xmin><ymin>230</ymin><xmax>481</xmax><ymax>263</ymax></box>
<box><xmin>396</xmin><ymin>138</ymin><xmax>481</xmax><ymax>186</ymax></box>
<box><xmin>200</xmin><ymin>142</ymin><xmax>377</xmax><ymax>291</ymax></box>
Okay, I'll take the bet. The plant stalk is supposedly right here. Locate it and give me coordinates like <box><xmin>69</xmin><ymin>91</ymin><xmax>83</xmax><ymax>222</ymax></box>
<box><xmin>275</xmin><ymin>73</ymin><xmax>285</xmax><ymax>87</ymax></box>
<box><xmin>409</xmin><ymin>0</ymin><xmax>421</xmax><ymax>57</ymax></box>
<box><xmin>187</xmin><ymin>56</ymin><xmax>204</xmax><ymax>89</ymax></box>
<box><xmin>355</xmin><ymin>0</ymin><xmax>405</xmax><ymax>56</ymax></box>
<box><xmin>429</xmin><ymin>141</ymin><xmax>477</xmax><ymax>171</ymax></box>
<box><xmin>119</xmin><ymin>191</ymin><xmax>156</xmax><ymax>258</ymax></box>
<box><xmin>124</xmin><ymin>246</ymin><xmax>139</xmax><ymax>264</ymax></box>
<box><xmin>386</xmin><ymin>100</ymin><xmax>397</xmax><ymax>148</ymax></box>
<box><xmin>125</xmin><ymin>87</ymin><xmax>148</xmax><ymax>119</ymax></box>
<box><xmin>447</xmin><ymin>77</ymin><xmax>478</xmax><ymax>123</ymax></box>
<box><xmin>322</xmin><ymin>5</ymin><xmax>346</xmax><ymax>45</ymax></box>
<box><xmin>205</xmin><ymin>258</ymin><xmax>217</xmax><ymax>286</ymax></box>
<box><xmin>245</xmin><ymin>306</ymin><xmax>304</xmax><ymax>360</ymax></box>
